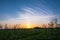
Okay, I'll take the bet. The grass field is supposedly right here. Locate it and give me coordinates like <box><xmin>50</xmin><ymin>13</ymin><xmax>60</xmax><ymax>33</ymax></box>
<box><xmin>0</xmin><ymin>28</ymin><xmax>60</xmax><ymax>40</ymax></box>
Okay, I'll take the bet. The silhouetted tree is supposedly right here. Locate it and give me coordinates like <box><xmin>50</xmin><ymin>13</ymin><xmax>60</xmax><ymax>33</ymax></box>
<box><xmin>54</xmin><ymin>19</ymin><xmax>58</xmax><ymax>27</ymax></box>
<box><xmin>48</xmin><ymin>18</ymin><xmax>58</xmax><ymax>28</ymax></box>
<box><xmin>0</xmin><ymin>24</ymin><xmax>2</xmax><ymax>29</ymax></box>
<box><xmin>42</xmin><ymin>24</ymin><xmax>46</xmax><ymax>28</ymax></box>
<box><xmin>34</xmin><ymin>27</ymin><xmax>40</xmax><ymax>29</ymax></box>
<box><xmin>5</xmin><ymin>24</ymin><xmax>8</xmax><ymax>29</ymax></box>
<box><xmin>48</xmin><ymin>22</ymin><xmax>54</xmax><ymax>28</ymax></box>
<box><xmin>17</xmin><ymin>24</ymin><xmax>20</xmax><ymax>29</ymax></box>
<box><xmin>57</xmin><ymin>24</ymin><xmax>60</xmax><ymax>28</ymax></box>
<box><xmin>14</xmin><ymin>25</ymin><xmax>17</xmax><ymax>29</ymax></box>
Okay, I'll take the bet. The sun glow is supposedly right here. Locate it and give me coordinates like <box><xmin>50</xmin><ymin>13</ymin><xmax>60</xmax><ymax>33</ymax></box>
<box><xmin>26</xmin><ymin>23</ymin><xmax>31</xmax><ymax>28</ymax></box>
<box><xmin>25</xmin><ymin>20</ymin><xmax>31</xmax><ymax>28</ymax></box>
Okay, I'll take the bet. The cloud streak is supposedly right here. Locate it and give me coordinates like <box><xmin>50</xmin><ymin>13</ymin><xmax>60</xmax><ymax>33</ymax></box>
<box><xmin>0</xmin><ymin>7</ymin><xmax>56</xmax><ymax>25</ymax></box>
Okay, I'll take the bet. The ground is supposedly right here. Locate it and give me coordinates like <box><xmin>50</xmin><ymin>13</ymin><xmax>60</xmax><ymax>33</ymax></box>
<box><xmin>0</xmin><ymin>28</ymin><xmax>60</xmax><ymax>40</ymax></box>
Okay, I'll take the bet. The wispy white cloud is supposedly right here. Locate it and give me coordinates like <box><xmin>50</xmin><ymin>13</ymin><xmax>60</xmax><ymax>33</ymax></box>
<box><xmin>17</xmin><ymin>7</ymin><xmax>56</xmax><ymax>24</ymax></box>
<box><xmin>0</xmin><ymin>7</ymin><xmax>56</xmax><ymax>25</ymax></box>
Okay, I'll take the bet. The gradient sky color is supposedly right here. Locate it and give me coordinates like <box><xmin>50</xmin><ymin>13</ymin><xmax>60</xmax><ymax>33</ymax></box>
<box><xmin>0</xmin><ymin>0</ymin><xmax>60</xmax><ymax>28</ymax></box>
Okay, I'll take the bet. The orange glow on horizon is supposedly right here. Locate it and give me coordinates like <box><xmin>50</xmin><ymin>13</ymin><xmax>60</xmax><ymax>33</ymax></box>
<box><xmin>0</xmin><ymin>22</ymin><xmax>48</xmax><ymax>29</ymax></box>
<box><xmin>20</xmin><ymin>23</ymin><xmax>48</xmax><ymax>28</ymax></box>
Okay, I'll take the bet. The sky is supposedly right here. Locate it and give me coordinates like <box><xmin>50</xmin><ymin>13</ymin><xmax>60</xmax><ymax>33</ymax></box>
<box><xmin>0</xmin><ymin>0</ymin><xmax>60</xmax><ymax>28</ymax></box>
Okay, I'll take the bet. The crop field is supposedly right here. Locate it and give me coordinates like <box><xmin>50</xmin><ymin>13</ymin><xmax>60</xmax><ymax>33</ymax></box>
<box><xmin>0</xmin><ymin>28</ymin><xmax>60</xmax><ymax>40</ymax></box>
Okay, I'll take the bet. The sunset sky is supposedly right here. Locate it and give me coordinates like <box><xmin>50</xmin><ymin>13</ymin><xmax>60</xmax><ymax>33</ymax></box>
<box><xmin>0</xmin><ymin>0</ymin><xmax>60</xmax><ymax>28</ymax></box>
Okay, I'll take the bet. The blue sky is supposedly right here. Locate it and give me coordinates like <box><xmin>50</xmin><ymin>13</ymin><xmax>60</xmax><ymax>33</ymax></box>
<box><xmin>0</xmin><ymin>0</ymin><xmax>60</xmax><ymax>25</ymax></box>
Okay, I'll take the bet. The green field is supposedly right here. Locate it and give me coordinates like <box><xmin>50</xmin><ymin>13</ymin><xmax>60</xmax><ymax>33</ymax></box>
<box><xmin>0</xmin><ymin>28</ymin><xmax>60</xmax><ymax>40</ymax></box>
